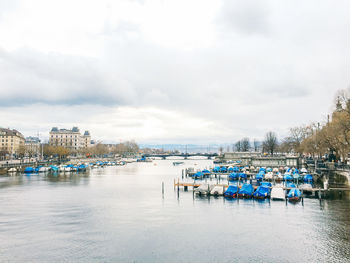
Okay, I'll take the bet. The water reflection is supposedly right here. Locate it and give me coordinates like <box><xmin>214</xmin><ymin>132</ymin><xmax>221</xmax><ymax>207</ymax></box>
<box><xmin>0</xmin><ymin>160</ymin><xmax>349</xmax><ymax>262</ymax></box>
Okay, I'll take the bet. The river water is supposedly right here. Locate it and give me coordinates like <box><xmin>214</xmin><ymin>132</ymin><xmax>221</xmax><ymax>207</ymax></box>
<box><xmin>0</xmin><ymin>160</ymin><xmax>349</xmax><ymax>262</ymax></box>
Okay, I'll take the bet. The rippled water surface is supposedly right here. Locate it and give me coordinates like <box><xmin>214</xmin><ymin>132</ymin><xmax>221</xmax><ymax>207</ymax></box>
<box><xmin>0</xmin><ymin>160</ymin><xmax>349</xmax><ymax>262</ymax></box>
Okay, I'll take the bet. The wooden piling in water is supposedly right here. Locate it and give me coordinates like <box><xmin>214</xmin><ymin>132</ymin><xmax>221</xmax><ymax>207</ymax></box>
<box><xmin>162</xmin><ymin>182</ymin><xmax>164</xmax><ymax>198</ymax></box>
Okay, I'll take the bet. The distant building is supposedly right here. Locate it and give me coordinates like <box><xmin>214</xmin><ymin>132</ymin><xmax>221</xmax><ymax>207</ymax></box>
<box><xmin>49</xmin><ymin>127</ymin><xmax>91</xmax><ymax>150</ymax></box>
<box><xmin>25</xmin><ymin>136</ymin><xmax>41</xmax><ymax>157</ymax></box>
<box><xmin>0</xmin><ymin>128</ymin><xmax>25</xmax><ymax>156</ymax></box>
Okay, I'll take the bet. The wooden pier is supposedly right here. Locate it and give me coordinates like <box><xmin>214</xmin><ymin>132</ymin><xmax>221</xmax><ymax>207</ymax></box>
<box><xmin>173</xmin><ymin>179</ymin><xmax>350</xmax><ymax>195</ymax></box>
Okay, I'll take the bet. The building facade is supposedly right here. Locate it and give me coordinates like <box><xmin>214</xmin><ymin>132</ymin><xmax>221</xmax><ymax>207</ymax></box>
<box><xmin>25</xmin><ymin>136</ymin><xmax>41</xmax><ymax>157</ymax></box>
<box><xmin>0</xmin><ymin>128</ymin><xmax>25</xmax><ymax>156</ymax></box>
<box><xmin>49</xmin><ymin>127</ymin><xmax>91</xmax><ymax>150</ymax></box>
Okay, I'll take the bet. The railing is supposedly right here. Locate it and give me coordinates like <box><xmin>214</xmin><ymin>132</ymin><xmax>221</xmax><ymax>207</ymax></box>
<box><xmin>0</xmin><ymin>159</ymin><xmax>68</xmax><ymax>169</ymax></box>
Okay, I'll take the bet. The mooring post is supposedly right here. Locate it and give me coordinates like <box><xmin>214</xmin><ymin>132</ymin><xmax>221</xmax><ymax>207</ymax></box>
<box><xmin>285</xmin><ymin>192</ymin><xmax>288</xmax><ymax>206</ymax></box>
<box><xmin>301</xmin><ymin>190</ymin><xmax>304</xmax><ymax>206</ymax></box>
<box><xmin>162</xmin><ymin>182</ymin><xmax>164</xmax><ymax>198</ymax></box>
<box><xmin>182</xmin><ymin>169</ymin><xmax>184</xmax><ymax>177</ymax></box>
<box><xmin>319</xmin><ymin>188</ymin><xmax>322</xmax><ymax>204</ymax></box>
<box><xmin>177</xmin><ymin>178</ymin><xmax>180</xmax><ymax>192</ymax></box>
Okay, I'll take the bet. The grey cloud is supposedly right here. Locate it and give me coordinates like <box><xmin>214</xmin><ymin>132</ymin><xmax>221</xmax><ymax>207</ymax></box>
<box><xmin>217</xmin><ymin>0</ymin><xmax>270</xmax><ymax>36</ymax></box>
<box><xmin>0</xmin><ymin>48</ymin><xmax>136</xmax><ymax>106</ymax></box>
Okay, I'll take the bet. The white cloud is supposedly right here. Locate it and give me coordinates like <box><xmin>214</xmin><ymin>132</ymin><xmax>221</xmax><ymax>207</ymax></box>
<box><xmin>0</xmin><ymin>0</ymin><xmax>349</xmax><ymax>143</ymax></box>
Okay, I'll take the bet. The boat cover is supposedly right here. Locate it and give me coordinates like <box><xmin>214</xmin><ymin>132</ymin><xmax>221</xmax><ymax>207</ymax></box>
<box><xmin>213</xmin><ymin>166</ymin><xmax>220</xmax><ymax>173</ymax></box>
<box><xmin>224</xmin><ymin>185</ymin><xmax>239</xmax><ymax>196</ymax></box>
<box><xmin>193</xmin><ymin>171</ymin><xmax>203</xmax><ymax>179</ymax></box>
<box><xmin>239</xmin><ymin>172</ymin><xmax>247</xmax><ymax>179</ymax></box>
<box><xmin>261</xmin><ymin>182</ymin><xmax>272</xmax><ymax>187</ymax></box>
<box><xmin>283</xmin><ymin>173</ymin><xmax>293</xmax><ymax>181</ymax></box>
<box><xmin>303</xmin><ymin>174</ymin><xmax>313</xmax><ymax>182</ymax></box>
<box><xmin>220</xmin><ymin>167</ymin><xmax>228</xmax><ymax>173</ymax></box>
<box><xmin>253</xmin><ymin>186</ymin><xmax>270</xmax><ymax>197</ymax></box>
<box><xmin>24</xmin><ymin>167</ymin><xmax>34</xmax><ymax>173</ymax></box>
<box><xmin>228</xmin><ymin>172</ymin><xmax>238</xmax><ymax>180</ymax></box>
<box><xmin>287</xmin><ymin>188</ymin><xmax>301</xmax><ymax>198</ymax></box>
<box><xmin>239</xmin><ymin>184</ymin><xmax>254</xmax><ymax>195</ymax></box>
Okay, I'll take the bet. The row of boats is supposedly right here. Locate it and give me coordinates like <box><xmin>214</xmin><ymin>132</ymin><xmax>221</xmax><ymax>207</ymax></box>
<box><xmin>22</xmin><ymin>161</ymin><xmax>125</xmax><ymax>174</ymax></box>
<box><xmin>192</xmin><ymin>167</ymin><xmax>313</xmax><ymax>183</ymax></box>
<box><xmin>195</xmin><ymin>182</ymin><xmax>303</xmax><ymax>202</ymax></box>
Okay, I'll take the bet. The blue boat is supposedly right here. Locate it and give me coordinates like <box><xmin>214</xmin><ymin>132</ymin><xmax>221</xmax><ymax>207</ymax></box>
<box><xmin>228</xmin><ymin>167</ymin><xmax>234</xmax><ymax>172</ymax></box>
<box><xmin>287</xmin><ymin>188</ymin><xmax>301</xmax><ymax>202</ymax></box>
<box><xmin>50</xmin><ymin>165</ymin><xmax>59</xmax><ymax>172</ymax></box>
<box><xmin>233</xmin><ymin>166</ymin><xmax>240</xmax><ymax>172</ymax></box>
<box><xmin>293</xmin><ymin>173</ymin><xmax>301</xmax><ymax>180</ymax></box>
<box><xmin>293</xmin><ymin>168</ymin><xmax>299</xmax><ymax>174</ymax></box>
<box><xmin>259</xmin><ymin>167</ymin><xmax>266</xmax><ymax>173</ymax></box>
<box><xmin>256</xmin><ymin>172</ymin><xmax>264</xmax><ymax>180</ymax></box>
<box><xmin>193</xmin><ymin>171</ymin><xmax>204</xmax><ymax>179</ymax></box>
<box><xmin>220</xmin><ymin>167</ymin><xmax>228</xmax><ymax>173</ymax></box>
<box><xmin>202</xmin><ymin>169</ymin><xmax>211</xmax><ymax>175</ymax></box>
<box><xmin>239</xmin><ymin>172</ymin><xmax>247</xmax><ymax>179</ymax></box>
<box><xmin>213</xmin><ymin>166</ymin><xmax>220</xmax><ymax>173</ymax></box>
<box><xmin>224</xmin><ymin>185</ymin><xmax>239</xmax><ymax>198</ymax></box>
<box><xmin>286</xmin><ymin>182</ymin><xmax>296</xmax><ymax>188</ymax></box>
<box><xmin>283</xmin><ymin>173</ymin><xmax>293</xmax><ymax>181</ymax></box>
<box><xmin>238</xmin><ymin>184</ymin><xmax>254</xmax><ymax>198</ymax></box>
<box><xmin>253</xmin><ymin>185</ymin><xmax>270</xmax><ymax>199</ymax></box>
<box><xmin>261</xmin><ymin>182</ymin><xmax>272</xmax><ymax>187</ymax></box>
<box><xmin>24</xmin><ymin>167</ymin><xmax>35</xmax><ymax>173</ymax></box>
<box><xmin>228</xmin><ymin>172</ymin><xmax>238</xmax><ymax>181</ymax></box>
<box><xmin>303</xmin><ymin>174</ymin><xmax>313</xmax><ymax>183</ymax></box>
<box><xmin>78</xmin><ymin>164</ymin><xmax>87</xmax><ymax>171</ymax></box>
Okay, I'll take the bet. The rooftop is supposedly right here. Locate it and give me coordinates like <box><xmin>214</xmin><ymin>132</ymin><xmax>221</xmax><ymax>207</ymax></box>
<box><xmin>50</xmin><ymin>127</ymin><xmax>81</xmax><ymax>133</ymax></box>
<box><xmin>0</xmin><ymin>128</ymin><xmax>24</xmax><ymax>138</ymax></box>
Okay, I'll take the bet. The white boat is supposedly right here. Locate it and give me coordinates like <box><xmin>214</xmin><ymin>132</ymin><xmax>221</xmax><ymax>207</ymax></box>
<box><xmin>64</xmin><ymin>167</ymin><xmax>72</xmax><ymax>172</ymax></box>
<box><xmin>271</xmin><ymin>185</ymin><xmax>286</xmax><ymax>200</ymax></box>
<box><xmin>8</xmin><ymin>168</ymin><xmax>17</xmax><ymax>173</ymax></box>
<box><xmin>38</xmin><ymin>167</ymin><xmax>50</xmax><ymax>173</ymax></box>
<box><xmin>265</xmin><ymin>172</ymin><xmax>273</xmax><ymax>180</ymax></box>
<box><xmin>194</xmin><ymin>184</ymin><xmax>214</xmax><ymax>195</ymax></box>
<box><xmin>276</xmin><ymin>172</ymin><xmax>283</xmax><ymax>180</ymax></box>
<box><xmin>300</xmin><ymin>168</ymin><xmax>308</xmax><ymax>173</ymax></box>
<box><xmin>210</xmin><ymin>185</ymin><xmax>225</xmax><ymax>196</ymax></box>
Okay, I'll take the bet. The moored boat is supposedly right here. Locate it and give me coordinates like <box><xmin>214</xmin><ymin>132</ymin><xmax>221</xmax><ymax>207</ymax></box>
<box><xmin>194</xmin><ymin>183</ymin><xmax>214</xmax><ymax>196</ymax></box>
<box><xmin>8</xmin><ymin>167</ymin><xmax>17</xmax><ymax>173</ymax></box>
<box><xmin>287</xmin><ymin>188</ymin><xmax>301</xmax><ymax>202</ymax></box>
<box><xmin>283</xmin><ymin>173</ymin><xmax>293</xmax><ymax>181</ymax></box>
<box><xmin>303</xmin><ymin>174</ymin><xmax>313</xmax><ymax>183</ymax></box>
<box><xmin>271</xmin><ymin>185</ymin><xmax>285</xmax><ymax>201</ymax></box>
<box><xmin>253</xmin><ymin>185</ymin><xmax>270</xmax><ymax>199</ymax></box>
<box><xmin>24</xmin><ymin>167</ymin><xmax>35</xmax><ymax>173</ymax></box>
<box><xmin>210</xmin><ymin>185</ymin><xmax>225</xmax><ymax>196</ymax></box>
<box><xmin>224</xmin><ymin>185</ymin><xmax>239</xmax><ymax>198</ymax></box>
<box><xmin>238</xmin><ymin>183</ymin><xmax>254</xmax><ymax>198</ymax></box>
<box><xmin>228</xmin><ymin>172</ymin><xmax>238</xmax><ymax>181</ymax></box>
<box><xmin>193</xmin><ymin>171</ymin><xmax>204</xmax><ymax>179</ymax></box>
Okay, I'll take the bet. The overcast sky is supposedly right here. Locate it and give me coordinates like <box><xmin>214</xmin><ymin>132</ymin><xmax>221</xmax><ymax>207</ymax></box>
<box><xmin>0</xmin><ymin>0</ymin><xmax>349</xmax><ymax>144</ymax></box>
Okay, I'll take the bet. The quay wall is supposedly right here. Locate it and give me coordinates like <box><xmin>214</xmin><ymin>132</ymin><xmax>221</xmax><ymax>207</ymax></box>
<box><xmin>217</xmin><ymin>152</ymin><xmax>300</xmax><ymax>168</ymax></box>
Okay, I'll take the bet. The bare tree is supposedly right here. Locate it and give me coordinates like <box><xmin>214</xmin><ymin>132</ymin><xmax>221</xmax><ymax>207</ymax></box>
<box><xmin>235</xmin><ymin>141</ymin><xmax>241</xmax><ymax>152</ymax></box>
<box><xmin>253</xmin><ymin>139</ymin><xmax>259</xmax><ymax>152</ymax></box>
<box><xmin>263</xmin><ymin>132</ymin><xmax>278</xmax><ymax>155</ymax></box>
<box><xmin>241</xmin><ymin>138</ymin><xmax>250</xmax><ymax>152</ymax></box>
